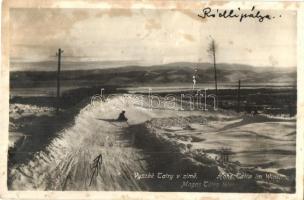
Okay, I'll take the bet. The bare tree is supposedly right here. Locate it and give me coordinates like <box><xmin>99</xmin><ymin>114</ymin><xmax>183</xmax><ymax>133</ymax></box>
<box><xmin>207</xmin><ymin>38</ymin><xmax>218</xmax><ymax>104</ymax></box>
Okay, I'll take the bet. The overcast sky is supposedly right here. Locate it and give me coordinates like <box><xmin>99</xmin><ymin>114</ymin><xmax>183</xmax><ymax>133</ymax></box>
<box><xmin>10</xmin><ymin>8</ymin><xmax>297</xmax><ymax>70</ymax></box>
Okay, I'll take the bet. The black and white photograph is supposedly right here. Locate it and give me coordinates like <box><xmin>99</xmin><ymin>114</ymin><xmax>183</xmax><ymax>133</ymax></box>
<box><xmin>1</xmin><ymin>0</ymin><xmax>303</xmax><ymax>198</ymax></box>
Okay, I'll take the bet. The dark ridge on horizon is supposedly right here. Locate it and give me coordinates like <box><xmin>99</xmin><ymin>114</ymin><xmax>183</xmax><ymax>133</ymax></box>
<box><xmin>10</xmin><ymin>62</ymin><xmax>296</xmax><ymax>88</ymax></box>
<box><xmin>10</xmin><ymin>61</ymin><xmax>296</xmax><ymax>72</ymax></box>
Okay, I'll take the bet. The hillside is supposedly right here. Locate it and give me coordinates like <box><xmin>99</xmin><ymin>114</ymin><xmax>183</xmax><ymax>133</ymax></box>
<box><xmin>10</xmin><ymin>62</ymin><xmax>296</xmax><ymax>88</ymax></box>
<box><xmin>9</xmin><ymin>95</ymin><xmax>296</xmax><ymax>192</ymax></box>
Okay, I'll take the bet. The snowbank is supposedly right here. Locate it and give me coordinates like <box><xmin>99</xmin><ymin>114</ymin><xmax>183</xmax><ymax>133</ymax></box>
<box><xmin>8</xmin><ymin>94</ymin><xmax>296</xmax><ymax>192</ymax></box>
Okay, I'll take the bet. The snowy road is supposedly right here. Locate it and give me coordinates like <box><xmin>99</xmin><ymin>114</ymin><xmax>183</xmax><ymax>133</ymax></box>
<box><xmin>9</xmin><ymin>95</ymin><xmax>152</xmax><ymax>190</ymax></box>
<box><xmin>8</xmin><ymin>94</ymin><xmax>296</xmax><ymax>192</ymax></box>
<box><xmin>9</xmin><ymin>94</ymin><xmax>201</xmax><ymax>190</ymax></box>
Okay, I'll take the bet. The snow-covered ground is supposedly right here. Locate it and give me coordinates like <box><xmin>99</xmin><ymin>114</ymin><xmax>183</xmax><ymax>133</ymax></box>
<box><xmin>8</xmin><ymin>94</ymin><xmax>296</xmax><ymax>192</ymax></box>
<box><xmin>9</xmin><ymin>104</ymin><xmax>55</xmax><ymax>148</ymax></box>
<box><xmin>149</xmin><ymin>115</ymin><xmax>295</xmax><ymax>169</ymax></box>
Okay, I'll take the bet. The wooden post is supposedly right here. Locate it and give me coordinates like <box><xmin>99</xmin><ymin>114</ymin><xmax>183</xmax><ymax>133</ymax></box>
<box><xmin>56</xmin><ymin>48</ymin><xmax>63</xmax><ymax>113</ymax></box>
<box><xmin>208</xmin><ymin>39</ymin><xmax>218</xmax><ymax>108</ymax></box>
<box><xmin>237</xmin><ymin>80</ymin><xmax>241</xmax><ymax>112</ymax></box>
<box><xmin>212</xmin><ymin>41</ymin><xmax>218</xmax><ymax>98</ymax></box>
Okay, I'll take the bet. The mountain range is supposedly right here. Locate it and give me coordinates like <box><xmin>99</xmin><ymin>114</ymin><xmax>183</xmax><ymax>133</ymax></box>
<box><xmin>10</xmin><ymin>62</ymin><xmax>296</xmax><ymax>88</ymax></box>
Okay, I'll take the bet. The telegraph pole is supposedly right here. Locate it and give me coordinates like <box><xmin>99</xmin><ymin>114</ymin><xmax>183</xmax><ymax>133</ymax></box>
<box><xmin>56</xmin><ymin>48</ymin><xmax>64</xmax><ymax>113</ymax></box>
<box><xmin>211</xmin><ymin>40</ymin><xmax>218</xmax><ymax>98</ymax></box>
<box><xmin>208</xmin><ymin>39</ymin><xmax>218</xmax><ymax>107</ymax></box>
<box><xmin>237</xmin><ymin>80</ymin><xmax>241</xmax><ymax>113</ymax></box>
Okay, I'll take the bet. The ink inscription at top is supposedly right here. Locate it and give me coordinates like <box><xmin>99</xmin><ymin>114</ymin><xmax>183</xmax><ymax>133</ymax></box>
<box><xmin>198</xmin><ymin>6</ymin><xmax>282</xmax><ymax>22</ymax></box>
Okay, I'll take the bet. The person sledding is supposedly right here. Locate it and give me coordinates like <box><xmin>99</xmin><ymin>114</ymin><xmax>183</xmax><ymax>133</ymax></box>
<box><xmin>98</xmin><ymin>110</ymin><xmax>129</xmax><ymax>126</ymax></box>
<box><xmin>117</xmin><ymin>110</ymin><xmax>128</xmax><ymax>122</ymax></box>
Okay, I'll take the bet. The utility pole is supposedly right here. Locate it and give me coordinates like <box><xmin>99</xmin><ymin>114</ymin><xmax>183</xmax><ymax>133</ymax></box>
<box><xmin>237</xmin><ymin>80</ymin><xmax>241</xmax><ymax>113</ymax></box>
<box><xmin>208</xmin><ymin>38</ymin><xmax>218</xmax><ymax>107</ymax></box>
<box><xmin>56</xmin><ymin>48</ymin><xmax>64</xmax><ymax>113</ymax></box>
<box><xmin>211</xmin><ymin>40</ymin><xmax>218</xmax><ymax>98</ymax></box>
